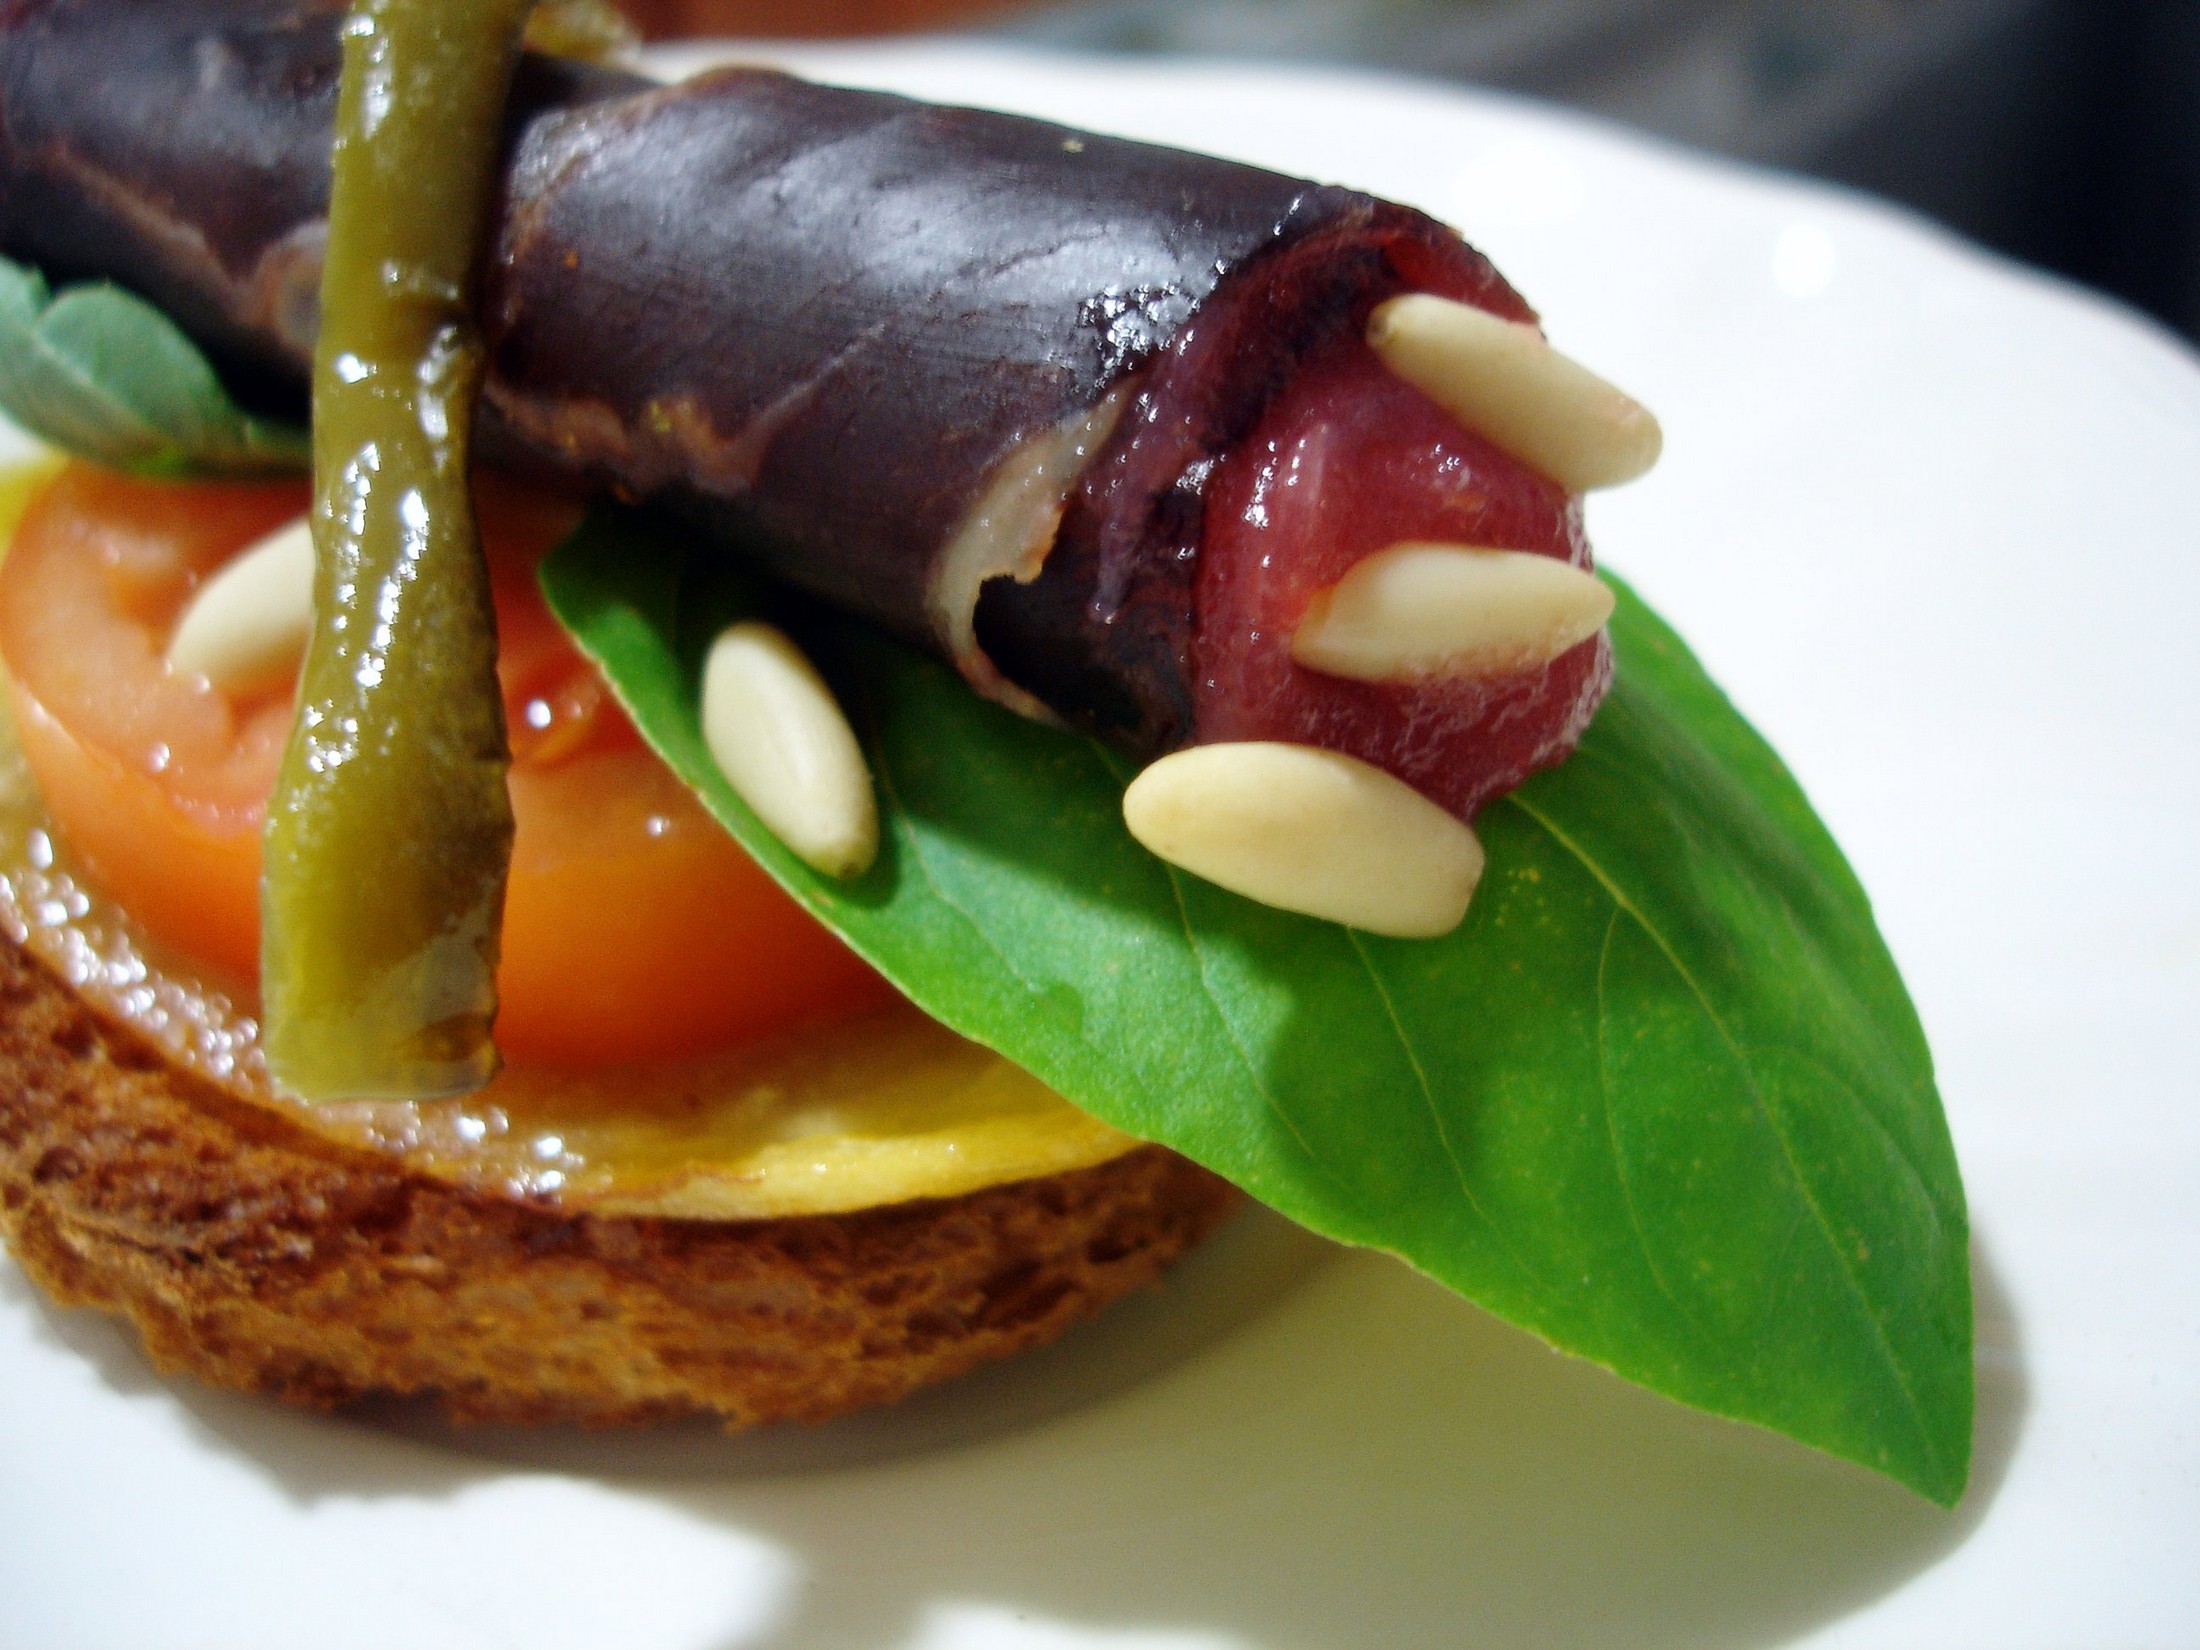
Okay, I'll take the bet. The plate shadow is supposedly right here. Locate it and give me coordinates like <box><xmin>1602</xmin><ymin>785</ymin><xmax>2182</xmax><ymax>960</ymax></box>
<box><xmin>11</xmin><ymin>1208</ymin><xmax>2026</xmax><ymax>1650</ymax></box>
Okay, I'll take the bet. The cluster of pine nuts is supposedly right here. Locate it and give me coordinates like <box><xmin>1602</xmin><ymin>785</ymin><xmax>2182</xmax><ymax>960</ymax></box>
<box><xmin>163</xmin><ymin>295</ymin><xmax>1657</xmax><ymax>935</ymax></box>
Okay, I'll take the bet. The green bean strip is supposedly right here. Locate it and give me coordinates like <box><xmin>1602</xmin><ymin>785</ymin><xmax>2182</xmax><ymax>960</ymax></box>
<box><xmin>261</xmin><ymin>0</ymin><xmax>534</xmax><ymax>1100</ymax></box>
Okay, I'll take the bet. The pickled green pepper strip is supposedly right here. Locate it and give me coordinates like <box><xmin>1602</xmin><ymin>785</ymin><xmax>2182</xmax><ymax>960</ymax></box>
<box><xmin>261</xmin><ymin>0</ymin><xmax>534</xmax><ymax>1101</ymax></box>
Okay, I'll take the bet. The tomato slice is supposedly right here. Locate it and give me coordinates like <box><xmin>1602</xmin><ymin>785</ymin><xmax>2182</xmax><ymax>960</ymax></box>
<box><xmin>0</xmin><ymin>462</ymin><xmax>893</xmax><ymax>1066</ymax></box>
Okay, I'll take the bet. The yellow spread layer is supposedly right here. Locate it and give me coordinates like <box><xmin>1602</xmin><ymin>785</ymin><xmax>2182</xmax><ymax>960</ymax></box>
<box><xmin>0</xmin><ymin>458</ymin><xmax>1137</xmax><ymax>1219</ymax></box>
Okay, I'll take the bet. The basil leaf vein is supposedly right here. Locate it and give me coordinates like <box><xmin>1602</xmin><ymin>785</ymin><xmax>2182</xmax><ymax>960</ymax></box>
<box><xmin>0</xmin><ymin>256</ymin><xmax>307</xmax><ymax>474</ymax></box>
<box><xmin>541</xmin><ymin>508</ymin><xmax>1970</xmax><ymax>1504</ymax></box>
<box><xmin>1513</xmin><ymin>782</ymin><xmax>1949</xmax><ymax>1482</ymax></box>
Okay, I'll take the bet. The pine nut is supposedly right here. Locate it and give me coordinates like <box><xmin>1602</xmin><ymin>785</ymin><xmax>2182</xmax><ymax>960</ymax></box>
<box><xmin>702</xmin><ymin>621</ymin><xmax>878</xmax><ymax>879</ymax></box>
<box><xmin>1292</xmin><ymin>542</ymin><xmax>1614</xmax><ymax>682</ymax></box>
<box><xmin>1122</xmin><ymin>742</ymin><xmax>1483</xmax><ymax>937</ymax></box>
<box><xmin>1367</xmin><ymin>294</ymin><xmax>1662</xmax><ymax>492</ymax></box>
<box><xmin>164</xmin><ymin>515</ymin><xmax>314</xmax><ymax>697</ymax></box>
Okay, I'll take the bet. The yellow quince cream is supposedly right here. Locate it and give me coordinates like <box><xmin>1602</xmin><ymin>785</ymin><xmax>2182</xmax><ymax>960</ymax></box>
<box><xmin>0</xmin><ymin>458</ymin><xmax>1135</xmax><ymax>1220</ymax></box>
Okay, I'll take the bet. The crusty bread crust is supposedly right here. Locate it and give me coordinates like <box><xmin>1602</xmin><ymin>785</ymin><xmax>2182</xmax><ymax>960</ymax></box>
<box><xmin>0</xmin><ymin>937</ymin><xmax>1233</xmax><ymax>1425</ymax></box>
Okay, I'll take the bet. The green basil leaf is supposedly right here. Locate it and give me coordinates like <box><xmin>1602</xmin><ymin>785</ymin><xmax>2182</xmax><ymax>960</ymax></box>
<box><xmin>542</xmin><ymin>510</ymin><xmax>1971</xmax><ymax>1504</ymax></box>
<box><xmin>0</xmin><ymin>256</ymin><xmax>308</xmax><ymax>474</ymax></box>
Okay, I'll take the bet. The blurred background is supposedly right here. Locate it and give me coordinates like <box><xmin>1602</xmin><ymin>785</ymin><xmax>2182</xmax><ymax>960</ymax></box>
<box><xmin>615</xmin><ymin>0</ymin><xmax>2200</xmax><ymax>345</ymax></box>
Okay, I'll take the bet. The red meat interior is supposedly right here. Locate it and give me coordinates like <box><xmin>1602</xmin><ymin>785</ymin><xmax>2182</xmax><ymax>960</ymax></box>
<box><xmin>1193</xmin><ymin>326</ymin><xmax>1610</xmax><ymax>820</ymax></box>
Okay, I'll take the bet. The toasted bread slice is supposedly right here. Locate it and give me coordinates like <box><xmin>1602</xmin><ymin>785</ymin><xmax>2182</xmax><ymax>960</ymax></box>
<box><xmin>0</xmin><ymin>937</ymin><xmax>1233</xmax><ymax>1425</ymax></box>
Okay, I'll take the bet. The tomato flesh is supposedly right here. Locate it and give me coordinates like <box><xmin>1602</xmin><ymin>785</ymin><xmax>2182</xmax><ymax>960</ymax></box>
<box><xmin>1195</xmin><ymin>336</ymin><xmax>1610</xmax><ymax>818</ymax></box>
<box><xmin>0</xmin><ymin>463</ymin><xmax>892</xmax><ymax>1067</ymax></box>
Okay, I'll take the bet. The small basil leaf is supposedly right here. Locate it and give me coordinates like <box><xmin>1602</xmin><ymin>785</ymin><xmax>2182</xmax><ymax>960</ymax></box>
<box><xmin>542</xmin><ymin>509</ymin><xmax>1971</xmax><ymax>1505</ymax></box>
<box><xmin>0</xmin><ymin>256</ymin><xmax>308</xmax><ymax>474</ymax></box>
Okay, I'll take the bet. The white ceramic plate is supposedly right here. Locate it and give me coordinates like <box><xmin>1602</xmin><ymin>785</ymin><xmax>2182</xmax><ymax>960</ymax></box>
<box><xmin>3</xmin><ymin>44</ymin><xmax>2196</xmax><ymax>1650</ymax></box>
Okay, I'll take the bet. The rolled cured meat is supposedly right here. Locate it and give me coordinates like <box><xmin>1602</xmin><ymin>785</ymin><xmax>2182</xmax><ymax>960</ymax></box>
<box><xmin>0</xmin><ymin>0</ymin><xmax>1619</xmax><ymax>819</ymax></box>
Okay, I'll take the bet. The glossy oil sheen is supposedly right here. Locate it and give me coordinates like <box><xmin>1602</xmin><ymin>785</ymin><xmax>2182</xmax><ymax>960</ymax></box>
<box><xmin>260</xmin><ymin>0</ymin><xmax>532</xmax><ymax>1101</ymax></box>
<box><xmin>0</xmin><ymin>495</ymin><xmax>1133</xmax><ymax>1215</ymax></box>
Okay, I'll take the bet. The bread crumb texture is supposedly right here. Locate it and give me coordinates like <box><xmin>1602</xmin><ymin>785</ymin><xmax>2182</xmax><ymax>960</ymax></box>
<box><xmin>0</xmin><ymin>938</ymin><xmax>1233</xmax><ymax>1425</ymax></box>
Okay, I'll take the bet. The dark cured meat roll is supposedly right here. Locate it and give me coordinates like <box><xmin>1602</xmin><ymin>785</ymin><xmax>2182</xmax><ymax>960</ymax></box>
<box><xmin>0</xmin><ymin>0</ymin><xmax>1610</xmax><ymax>818</ymax></box>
